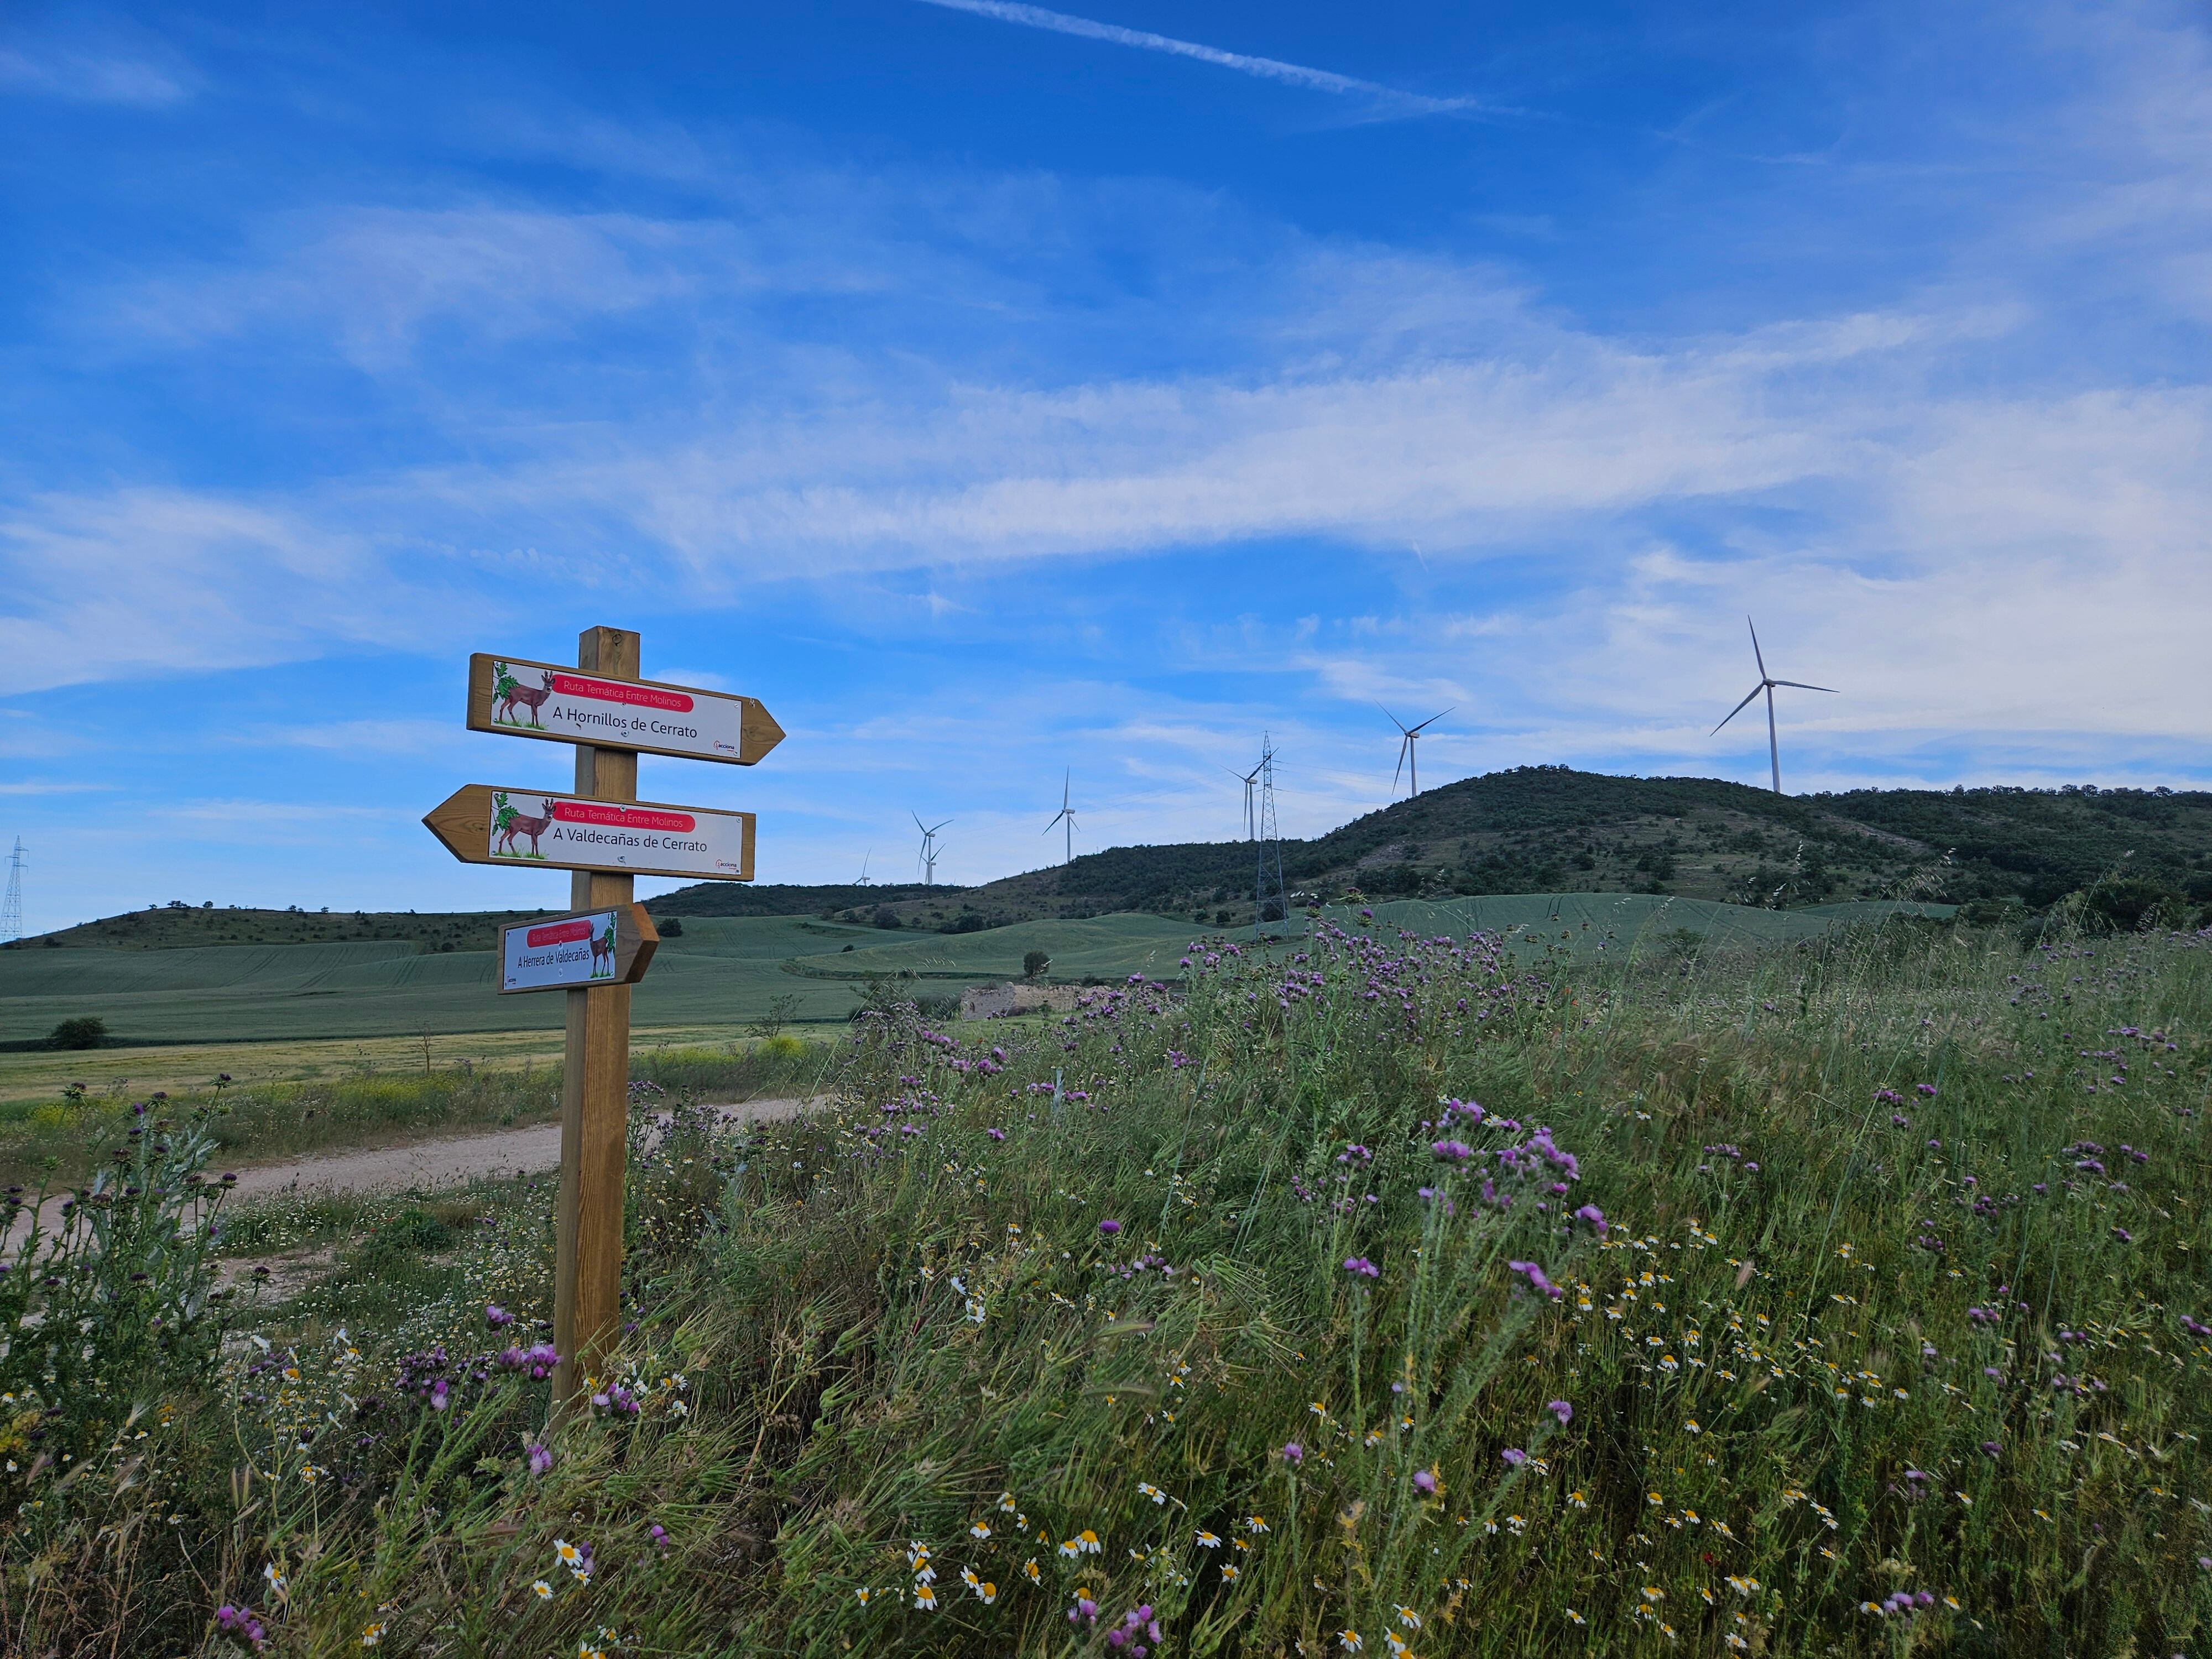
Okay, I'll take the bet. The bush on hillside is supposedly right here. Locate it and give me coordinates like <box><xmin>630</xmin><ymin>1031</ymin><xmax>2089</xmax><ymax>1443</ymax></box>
<box><xmin>46</xmin><ymin>1016</ymin><xmax>105</xmax><ymax>1050</ymax></box>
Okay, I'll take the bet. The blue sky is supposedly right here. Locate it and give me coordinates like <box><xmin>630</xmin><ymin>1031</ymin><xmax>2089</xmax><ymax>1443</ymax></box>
<box><xmin>2</xmin><ymin>1</ymin><xmax>2209</xmax><ymax>929</ymax></box>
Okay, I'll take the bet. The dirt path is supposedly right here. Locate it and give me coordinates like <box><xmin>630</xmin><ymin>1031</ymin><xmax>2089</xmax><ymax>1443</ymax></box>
<box><xmin>6</xmin><ymin>1096</ymin><xmax>818</xmax><ymax>1249</ymax></box>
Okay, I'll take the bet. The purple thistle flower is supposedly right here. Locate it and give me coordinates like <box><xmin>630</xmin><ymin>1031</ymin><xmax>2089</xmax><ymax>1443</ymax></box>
<box><xmin>1547</xmin><ymin>1399</ymin><xmax>1572</xmax><ymax>1426</ymax></box>
<box><xmin>1573</xmin><ymin>1203</ymin><xmax>1608</xmax><ymax>1237</ymax></box>
<box><xmin>485</xmin><ymin>1303</ymin><xmax>514</xmax><ymax>1329</ymax></box>
<box><xmin>526</xmin><ymin>1441</ymin><xmax>552</xmax><ymax>1475</ymax></box>
<box><xmin>1282</xmin><ymin>1442</ymin><xmax>1303</xmax><ymax>1465</ymax></box>
<box><xmin>1099</xmin><ymin>1219</ymin><xmax>1121</xmax><ymax>1236</ymax></box>
<box><xmin>1500</xmin><ymin>1447</ymin><xmax>1527</xmax><ymax>1467</ymax></box>
<box><xmin>1412</xmin><ymin>1468</ymin><xmax>1437</xmax><ymax>1494</ymax></box>
<box><xmin>1507</xmin><ymin>1259</ymin><xmax>1562</xmax><ymax>1300</ymax></box>
<box><xmin>1342</xmin><ymin>1256</ymin><xmax>1380</xmax><ymax>1280</ymax></box>
<box><xmin>1431</xmin><ymin>1139</ymin><xmax>1473</xmax><ymax>1164</ymax></box>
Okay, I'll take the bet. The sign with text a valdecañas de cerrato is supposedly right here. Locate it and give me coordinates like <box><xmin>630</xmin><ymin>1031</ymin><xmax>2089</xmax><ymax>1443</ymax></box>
<box><xmin>467</xmin><ymin>654</ymin><xmax>783</xmax><ymax>766</ymax></box>
<box><xmin>421</xmin><ymin>785</ymin><xmax>756</xmax><ymax>881</ymax></box>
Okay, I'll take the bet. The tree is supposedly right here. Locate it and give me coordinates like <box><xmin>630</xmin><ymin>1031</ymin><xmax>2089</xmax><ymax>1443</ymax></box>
<box><xmin>49</xmin><ymin>1016</ymin><xmax>106</xmax><ymax>1050</ymax></box>
<box><xmin>1023</xmin><ymin>950</ymin><xmax>1051</xmax><ymax>979</ymax></box>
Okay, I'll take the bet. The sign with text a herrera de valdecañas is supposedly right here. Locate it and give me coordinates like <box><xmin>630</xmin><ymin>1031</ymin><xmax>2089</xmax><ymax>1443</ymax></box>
<box><xmin>467</xmin><ymin>654</ymin><xmax>784</xmax><ymax>766</ymax></box>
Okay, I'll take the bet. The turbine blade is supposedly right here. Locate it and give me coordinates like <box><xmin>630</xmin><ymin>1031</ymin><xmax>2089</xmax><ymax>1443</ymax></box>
<box><xmin>1746</xmin><ymin>615</ymin><xmax>1767</xmax><ymax>679</ymax></box>
<box><xmin>1711</xmin><ymin>684</ymin><xmax>1764</xmax><ymax>734</ymax></box>
<box><xmin>1408</xmin><ymin>706</ymin><xmax>1454</xmax><ymax>733</ymax></box>
<box><xmin>1378</xmin><ymin>703</ymin><xmax>1410</xmax><ymax>734</ymax></box>
<box><xmin>1392</xmin><ymin>737</ymin><xmax>1408</xmax><ymax>794</ymax></box>
<box><xmin>1768</xmin><ymin>680</ymin><xmax>1840</xmax><ymax>694</ymax></box>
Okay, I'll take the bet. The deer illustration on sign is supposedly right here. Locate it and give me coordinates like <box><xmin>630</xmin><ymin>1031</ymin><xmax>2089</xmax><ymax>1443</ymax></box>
<box><xmin>490</xmin><ymin>791</ymin><xmax>556</xmax><ymax>859</ymax></box>
<box><xmin>492</xmin><ymin>661</ymin><xmax>557</xmax><ymax>729</ymax></box>
<box><xmin>589</xmin><ymin>920</ymin><xmax>617</xmax><ymax>978</ymax></box>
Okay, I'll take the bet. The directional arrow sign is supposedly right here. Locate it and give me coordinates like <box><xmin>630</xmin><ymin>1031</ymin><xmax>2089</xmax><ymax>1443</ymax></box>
<box><xmin>499</xmin><ymin>902</ymin><xmax>659</xmax><ymax>994</ymax></box>
<box><xmin>422</xmin><ymin>785</ymin><xmax>755</xmax><ymax>881</ymax></box>
<box><xmin>468</xmin><ymin>653</ymin><xmax>784</xmax><ymax>766</ymax></box>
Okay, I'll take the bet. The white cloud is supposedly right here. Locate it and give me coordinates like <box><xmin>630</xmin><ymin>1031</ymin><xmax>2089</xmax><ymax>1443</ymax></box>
<box><xmin>907</xmin><ymin>0</ymin><xmax>1493</xmax><ymax>117</ymax></box>
<box><xmin>0</xmin><ymin>39</ymin><xmax>195</xmax><ymax>106</ymax></box>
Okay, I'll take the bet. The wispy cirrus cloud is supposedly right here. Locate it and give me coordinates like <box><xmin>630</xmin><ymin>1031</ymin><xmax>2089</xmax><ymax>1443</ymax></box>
<box><xmin>0</xmin><ymin>21</ymin><xmax>198</xmax><ymax>107</ymax></box>
<box><xmin>909</xmin><ymin>0</ymin><xmax>1496</xmax><ymax>118</ymax></box>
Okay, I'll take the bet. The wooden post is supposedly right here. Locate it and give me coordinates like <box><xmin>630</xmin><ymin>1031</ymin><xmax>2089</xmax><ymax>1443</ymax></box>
<box><xmin>551</xmin><ymin>625</ymin><xmax>639</xmax><ymax>1406</ymax></box>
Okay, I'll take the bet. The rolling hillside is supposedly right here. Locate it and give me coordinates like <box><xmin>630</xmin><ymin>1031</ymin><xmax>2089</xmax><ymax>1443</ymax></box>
<box><xmin>656</xmin><ymin>767</ymin><xmax>2212</xmax><ymax>930</ymax></box>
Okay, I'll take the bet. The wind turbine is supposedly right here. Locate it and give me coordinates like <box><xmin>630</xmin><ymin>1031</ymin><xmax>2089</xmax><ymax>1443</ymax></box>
<box><xmin>854</xmin><ymin>849</ymin><xmax>873</xmax><ymax>887</ymax></box>
<box><xmin>1043</xmin><ymin>771</ymin><xmax>1077</xmax><ymax>865</ymax></box>
<box><xmin>1382</xmin><ymin>706</ymin><xmax>1452</xmax><ymax>799</ymax></box>
<box><xmin>912</xmin><ymin>813</ymin><xmax>951</xmax><ymax>885</ymax></box>
<box><xmin>1219</xmin><ymin>757</ymin><xmax>1265</xmax><ymax>839</ymax></box>
<box><xmin>1712</xmin><ymin>617</ymin><xmax>1838</xmax><ymax>795</ymax></box>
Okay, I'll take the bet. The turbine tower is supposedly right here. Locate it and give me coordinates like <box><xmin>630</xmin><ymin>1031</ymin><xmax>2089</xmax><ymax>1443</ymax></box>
<box><xmin>0</xmin><ymin>838</ymin><xmax>20</xmax><ymax>943</ymax></box>
<box><xmin>1712</xmin><ymin>617</ymin><xmax>1839</xmax><ymax>795</ymax></box>
<box><xmin>1220</xmin><ymin>757</ymin><xmax>1264</xmax><ymax>839</ymax></box>
<box><xmin>912</xmin><ymin>813</ymin><xmax>951</xmax><ymax>886</ymax></box>
<box><xmin>1251</xmin><ymin>735</ymin><xmax>1287</xmax><ymax>935</ymax></box>
<box><xmin>1043</xmin><ymin>771</ymin><xmax>1077</xmax><ymax>865</ymax></box>
<box><xmin>854</xmin><ymin>849</ymin><xmax>873</xmax><ymax>887</ymax></box>
<box><xmin>1383</xmin><ymin>706</ymin><xmax>1452</xmax><ymax>799</ymax></box>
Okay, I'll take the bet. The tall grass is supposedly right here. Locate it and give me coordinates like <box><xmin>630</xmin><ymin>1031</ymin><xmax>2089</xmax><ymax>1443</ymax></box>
<box><xmin>4</xmin><ymin>917</ymin><xmax>2209</xmax><ymax>1654</ymax></box>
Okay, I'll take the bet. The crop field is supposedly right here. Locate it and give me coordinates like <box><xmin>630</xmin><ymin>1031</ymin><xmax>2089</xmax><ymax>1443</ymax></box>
<box><xmin>0</xmin><ymin>900</ymin><xmax>1954</xmax><ymax>1058</ymax></box>
<box><xmin>0</xmin><ymin>916</ymin><xmax>886</xmax><ymax>1048</ymax></box>
<box><xmin>7</xmin><ymin>910</ymin><xmax>2208</xmax><ymax>1653</ymax></box>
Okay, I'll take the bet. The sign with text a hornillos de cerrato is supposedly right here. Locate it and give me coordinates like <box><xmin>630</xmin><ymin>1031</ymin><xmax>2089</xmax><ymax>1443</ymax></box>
<box><xmin>421</xmin><ymin>785</ymin><xmax>756</xmax><ymax>881</ymax></box>
<box><xmin>499</xmin><ymin>902</ymin><xmax>658</xmax><ymax>994</ymax></box>
<box><xmin>467</xmin><ymin>654</ymin><xmax>783</xmax><ymax>766</ymax></box>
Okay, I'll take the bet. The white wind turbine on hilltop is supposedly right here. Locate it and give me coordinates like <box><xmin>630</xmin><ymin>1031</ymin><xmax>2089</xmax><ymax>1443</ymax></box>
<box><xmin>1712</xmin><ymin>617</ymin><xmax>1839</xmax><ymax>795</ymax></box>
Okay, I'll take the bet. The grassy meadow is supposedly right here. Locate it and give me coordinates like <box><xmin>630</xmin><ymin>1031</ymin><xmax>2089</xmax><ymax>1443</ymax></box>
<box><xmin>4</xmin><ymin>910</ymin><xmax>2210</xmax><ymax>1655</ymax></box>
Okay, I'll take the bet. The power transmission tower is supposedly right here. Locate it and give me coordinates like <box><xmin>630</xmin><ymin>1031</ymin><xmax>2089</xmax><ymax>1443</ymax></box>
<box><xmin>1</xmin><ymin>839</ymin><xmax>22</xmax><ymax>943</ymax></box>
<box><xmin>1251</xmin><ymin>737</ymin><xmax>1286</xmax><ymax>936</ymax></box>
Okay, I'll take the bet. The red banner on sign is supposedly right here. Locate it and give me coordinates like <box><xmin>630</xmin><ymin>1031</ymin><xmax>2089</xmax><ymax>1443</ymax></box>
<box><xmin>551</xmin><ymin>674</ymin><xmax>693</xmax><ymax>713</ymax></box>
<box><xmin>550</xmin><ymin>802</ymin><xmax>698</xmax><ymax>833</ymax></box>
<box><xmin>526</xmin><ymin>919</ymin><xmax>596</xmax><ymax>947</ymax></box>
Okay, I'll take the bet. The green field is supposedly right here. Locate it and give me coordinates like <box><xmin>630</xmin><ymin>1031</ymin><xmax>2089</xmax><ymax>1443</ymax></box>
<box><xmin>0</xmin><ymin>900</ymin><xmax>1960</xmax><ymax>1053</ymax></box>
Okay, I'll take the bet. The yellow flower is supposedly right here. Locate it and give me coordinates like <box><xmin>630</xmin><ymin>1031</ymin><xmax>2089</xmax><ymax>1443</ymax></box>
<box><xmin>979</xmin><ymin>1582</ymin><xmax>997</xmax><ymax>1605</ymax></box>
<box><xmin>1024</xmin><ymin>1559</ymin><xmax>1042</xmax><ymax>1583</ymax></box>
<box><xmin>914</xmin><ymin>1583</ymin><xmax>937</xmax><ymax>1611</ymax></box>
<box><xmin>1221</xmin><ymin>1563</ymin><xmax>1240</xmax><ymax>1581</ymax></box>
<box><xmin>1642</xmin><ymin>1587</ymin><xmax>1666</xmax><ymax>1603</ymax></box>
<box><xmin>1566</xmin><ymin>1610</ymin><xmax>1585</xmax><ymax>1626</ymax></box>
<box><xmin>969</xmin><ymin>1521</ymin><xmax>991</xmax><ymax>1540</ymax></box>
<box><xmin>532</xmin><ymin>1580</ymin><xmax>553</xmax><ymax>1600</ymax></box>
<box><xmin>854</xmin><ymin>1588</ymin><xmax>872</xmax><ymax>1605</ymax></box>
<box><xmin>555</xmin><ymin>1539</ymin><xmax>583</xmax><ymax>1567</ymax></box>
<box><xmin>1567</xmin><ymin>1489</ymin><xmax>1589</xmax><ymax>1509</ymax></box>
<box><xmin>1247</xmin><ymin>1514</ymin><xmax>1269</xmax><ymax>1532</ymax></box>
<box><xmin>1397</xmin><ymin>1608</ymin><xmax>1422</xmax><ymax>1630</ymax></box>
<box><xmin>997</xmin><ymin>1491</ymin><xmax>1016</xmax><ymax>1512</ymax></box>
<box><xmin>1078</xmin><ymin>1529</ymin><xmax>1102</xmax><ymax>1553</ymax></box>
<box><xmin>1138</xmin><ymin>1483</ymin><xmax>1166</xmax><ymax>1504</ymax></box>
<box><xmin>1196</xmin><ymin>1531</ymin><xmax>1221</xmax><ymax>1548</ymax></box>
<box><xmin>1338</xmin><ymin>1633</ymin><xmax>1364</xmax><ymax>1653</ymax></box>
<box><xmin>360</xmin><ymin>1624</ymin><xmax>385</xmax><ymax>1648</ymax></box>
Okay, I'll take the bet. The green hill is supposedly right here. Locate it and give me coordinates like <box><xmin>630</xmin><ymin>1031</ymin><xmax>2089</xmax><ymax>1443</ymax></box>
<box><xmin>656</xmin><ymin>767</ymin><xmax>2212</xmax><ymax>931</ymax></box>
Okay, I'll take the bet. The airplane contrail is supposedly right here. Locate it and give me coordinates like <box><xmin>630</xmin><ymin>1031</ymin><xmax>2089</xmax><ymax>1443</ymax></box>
<box><xmin>910</xmin><ymin>0</ymin><xmax>1490</xmax><ymax>117</ymax></box>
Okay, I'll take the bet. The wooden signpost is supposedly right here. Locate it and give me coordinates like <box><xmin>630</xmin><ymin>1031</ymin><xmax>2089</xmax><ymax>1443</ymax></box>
<box><xmin>425</xmin><ymin>626</ymin><xmax>779</xmax><ymax>1404</ymax></box>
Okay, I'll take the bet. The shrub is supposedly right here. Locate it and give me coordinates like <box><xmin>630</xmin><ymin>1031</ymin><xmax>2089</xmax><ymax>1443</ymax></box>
<box><xmin>1022</xmin><ymin>949</ymin><xmax>1050</xmax><ymax>978</ymax></box>
<box><xmin>45</xmin><ymin>1016</ymin><xmax>105</xmax><ymax>1050</ymax></box>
